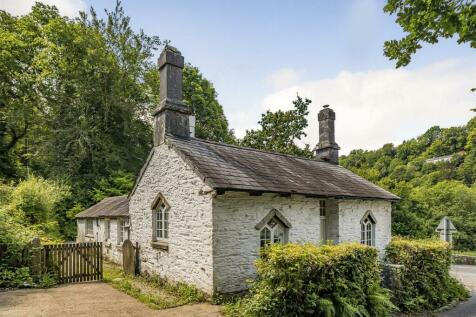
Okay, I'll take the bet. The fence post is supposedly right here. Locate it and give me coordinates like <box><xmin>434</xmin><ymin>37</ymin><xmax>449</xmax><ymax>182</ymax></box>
<box><xmin>30</xmin><ymin>237</ymin><xmax>42</xmax><ymax>280</ymax></box>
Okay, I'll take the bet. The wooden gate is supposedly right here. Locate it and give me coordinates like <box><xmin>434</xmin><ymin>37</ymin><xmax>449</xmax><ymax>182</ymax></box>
<box><xmin>39</xmin><ymin>242</ymin><xmax>103</xmax><ymax>283</ymax></box>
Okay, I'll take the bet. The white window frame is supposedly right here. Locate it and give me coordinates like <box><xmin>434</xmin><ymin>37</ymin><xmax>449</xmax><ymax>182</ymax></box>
<box><xmin>319</xmin><ymin>200</ymin><xmax>327</xmax><ymax>243</ymax></box>
<box><xmin>117</xmin><ymin>218</ymin><xmax>124</xmax><ymax>245</ymax></box>
<box><xmin>360</xmin><ymin>211</ymin><xmax>376</xmax><ymax>246</ymax></box>
<box><xmin>86</xmin><ymin>219</ymin><xmax>94</xmax><ymax>236</ymax></box>
<box><xmin>260</xmin><ymin>217</ymin><xmax>285</xmax><ymax>247</ymax></box>
<box><xmin>105</xmin><ymin>219</ymin><xmax>110</xmax><ymax>241</ymax></box>
<box><xmin>151</xmin><ymin>193</ymin><xmax>170</xmax><ymax>243</ymax></box>
<box><xmin>255</xmin><ymin>209</ymin><xmax>291</xmax><ymax>248</ymax></box>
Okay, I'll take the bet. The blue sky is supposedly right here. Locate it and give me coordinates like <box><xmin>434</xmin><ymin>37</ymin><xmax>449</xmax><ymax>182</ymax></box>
<box><xmin>3</xmin><ymin>0</ymin><xmax>475</xmax><ymax>153</ymax></box>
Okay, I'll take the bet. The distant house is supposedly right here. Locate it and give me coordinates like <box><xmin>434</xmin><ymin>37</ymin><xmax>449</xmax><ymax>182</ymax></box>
<box><xmin>75</xmin><ymin>196</ymin><xmax>129</xmax><ymax>264</ymax></box>
<box><xmin>76</xmin><ymin>47</ymin><xmax>399</xmax><ymax>294</ymax></box>
<box><xmin>425</xmin><ymin>150</ymin><xmax>465</xmax><ymax>164</ymax></box>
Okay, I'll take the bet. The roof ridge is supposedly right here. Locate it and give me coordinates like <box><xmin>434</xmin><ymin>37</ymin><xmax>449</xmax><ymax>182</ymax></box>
<box><xmin>166</xmin><ymin>134</ymin><xmax>335</xmax><ymax>165</ymax></box>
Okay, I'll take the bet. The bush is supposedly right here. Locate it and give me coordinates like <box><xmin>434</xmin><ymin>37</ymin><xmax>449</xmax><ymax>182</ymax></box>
<box><xmin>385</xmin><ymin>237</ymin><xmax>469</xmax><ymax>312</ymax></box>
<box><xmin>0</xmin><ymin>266</ymin><xmax>32</xmax><ymax>288</ymax></box>
<box><xmin>225</xmin><ymin>243</ymin><xmax>395</xmax><ymax>317</ymax></box>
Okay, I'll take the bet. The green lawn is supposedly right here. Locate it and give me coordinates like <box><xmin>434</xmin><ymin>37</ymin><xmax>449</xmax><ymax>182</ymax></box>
<box><xmin>454</xmin><ymin>250</ymin><xmax>476</xmax><ymax>257</ymax></box>
<box><xmin>103</xmin><ymin>262</ymin><xmax>207</xmax><ymax>310</ymax></box>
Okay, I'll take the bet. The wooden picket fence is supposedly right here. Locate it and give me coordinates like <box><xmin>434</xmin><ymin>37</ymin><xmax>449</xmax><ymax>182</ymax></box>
<box><xmin>32</xmin><ymin>239</ymin><xmax>103</xmax><ymax>284</ymax></box>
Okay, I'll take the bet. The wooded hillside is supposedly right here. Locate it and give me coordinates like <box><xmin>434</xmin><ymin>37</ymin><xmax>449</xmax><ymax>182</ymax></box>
<box><xmin>341</xmin><ymin>116</ymin><xmax>476</xmax><ymax>250</ymax></box>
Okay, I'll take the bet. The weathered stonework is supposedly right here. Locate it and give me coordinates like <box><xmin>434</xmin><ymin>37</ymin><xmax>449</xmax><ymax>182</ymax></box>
<box><xmin>129</xmin><ymin>143</ymin><xmax>215</xmax><ymax>293</ymax></box>
<box><xmin>212</xmin><ymin>194</ymin><xmax>392</xmax><ymax>293</ymax></box>
<box><xmin>212</xmin><ymin>192</ymin><xmax>338</xmax><ymax>293</ymax></box>
<box><xmin>76</xmin><ymin>218</ymin><xmax>125</xmax><ymax>264</ymax></box>
<box><xmin>338</xmin><ymin>199</ymin><xmax>392</xmax><ymax>252</ymax></box>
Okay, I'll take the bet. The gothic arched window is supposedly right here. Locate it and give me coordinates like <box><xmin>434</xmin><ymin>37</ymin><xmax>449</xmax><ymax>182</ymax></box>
<box><xmin>360</xmin><ymin>211</ymin><xmax>376</xmax><ymax>246</ymax></box>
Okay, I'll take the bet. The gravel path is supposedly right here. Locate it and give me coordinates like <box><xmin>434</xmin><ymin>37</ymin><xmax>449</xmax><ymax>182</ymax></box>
<box><xmin>0</xmin><ymin>282</ymin><xmax>222</xmax><ymax>317</ymax></box>
<box><xmin>438</xmin><ymin>265</ymin><xmax>476</xmax><ymax>317</ymax></box>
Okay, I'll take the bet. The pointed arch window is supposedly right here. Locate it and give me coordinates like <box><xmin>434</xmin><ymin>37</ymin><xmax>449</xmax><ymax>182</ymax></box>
<box><xmin>151</xmin><ymin>193</ymin><xmax>170</xmax><ymax>241</ymax></box>
<box><xmin>360</xmin><ymin>211</ymin><xmax>376</xmax><ymax>246</ymax></box>
<box><xmin>255</xmin><ymin>209</ymin><xmax>291</xmax><ymax>248</ymax></box>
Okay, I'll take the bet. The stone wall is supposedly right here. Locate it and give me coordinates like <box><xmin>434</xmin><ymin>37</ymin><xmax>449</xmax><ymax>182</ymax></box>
<box><xmin>212</xmin><ymin>192</ymin><xmax>338</xmax><ymax>293</ymax></box>
<box><xmin>338</xmin><ymin>199</ymin><xmax>392</xmax><ymax>252</ymax></box>
<box><xmin>129</xmin><ymin>144</ymin><xmax>215</xmax><ymax>293</ymax></box>
<box><xmin>76</xmin><ymin>218</ymin><xmax>126</xmax><ymax>265</ymax></box>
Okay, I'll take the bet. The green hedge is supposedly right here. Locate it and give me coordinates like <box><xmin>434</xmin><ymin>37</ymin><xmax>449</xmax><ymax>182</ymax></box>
<box><xmin>385</xmin><ymin>237</ymin><xmax>469</xmax><ymax>313</ymax></box>
<box><xmin>225</xmin><ymin>243</ymin><xmax>394</xmax><ymax>317</ymax></box>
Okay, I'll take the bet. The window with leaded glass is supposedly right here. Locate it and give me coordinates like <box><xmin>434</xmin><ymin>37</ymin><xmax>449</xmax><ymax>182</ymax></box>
<box><xmin>117</xmin><ymin>218</ymin><xmax>124</xmax><ymax>245</ymax></box>
<box><xmin>260</xmin><ymin>217</ymin><xmax>285</xmax><ymax>247</ymax></box>
<box><xmin>86</xmin><ymin>219</ymin><xmax>93</xmax><ymax>236</ymax></box>
<box><xmin>152</xmin><ymin>194</ymin><xmax>170</xmax><ymax>242</ymax></box>
<box><xmin>360</xmin><ymin>212</ymin><xmax>375</xmax><ymax>246</ymax></box>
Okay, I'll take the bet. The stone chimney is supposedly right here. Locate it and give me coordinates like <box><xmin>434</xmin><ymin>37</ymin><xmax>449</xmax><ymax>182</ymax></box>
<box><xmin>153</xmin><ymin>46</ymin><xmax>191</xmax><ymax>145</ymax></box>
<box><xmin>314</xmin><ymin>105</ymin><xmax>340</xmax><ymax>164</ymax></box>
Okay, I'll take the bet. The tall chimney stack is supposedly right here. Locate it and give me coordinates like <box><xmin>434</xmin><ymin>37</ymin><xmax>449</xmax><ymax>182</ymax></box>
<box><xmin>314</xmin><ymin>105</ymin><xmax>340</xmax><ymax>164</ymax></box>
<box><xmin>153</xmin><ymin>46</ymin><xmax>191</xmax><ymax>145</ymax></box>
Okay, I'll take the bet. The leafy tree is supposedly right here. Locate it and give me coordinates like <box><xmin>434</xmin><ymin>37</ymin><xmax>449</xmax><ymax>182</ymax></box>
<box><xmin>384</xmin><ymin>0</ymin><xmax>476</xmax><ymax>68</ymax></box>
<box><xmin>341</xmin><ymin>116</ymin><xmax>476</xmax><ymax>250</ymax></box>
<box><xmin>91</xmin><ymin>170</ymin><xmax>134</xmax><ymax>202</ymax></box>
<box><xmin>241</xmin><ymin>95</ymin><xmax>313</xmax><ymax>157</ymax></box>
<box><xmin>0</xmin><ymin>2</ymin><xmax>234</xmax><ymax>239</ymax></box>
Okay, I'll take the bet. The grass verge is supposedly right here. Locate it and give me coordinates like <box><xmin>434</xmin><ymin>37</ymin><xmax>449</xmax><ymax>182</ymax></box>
<box><xmin>103</xmin><ymin>261</ymin><xmax>207</xmax><ymax>310</ymax></box>
<box><xmin>454</xmin><ymin>250</ymin><xmax>476</xmax><ymax>257</ymax></box>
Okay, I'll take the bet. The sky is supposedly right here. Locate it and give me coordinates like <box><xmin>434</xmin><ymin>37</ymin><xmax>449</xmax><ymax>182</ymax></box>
<box><xmin>2</xmin><ymin>0</ymin><xmax>475</xmax><ymax>154</ymax></box>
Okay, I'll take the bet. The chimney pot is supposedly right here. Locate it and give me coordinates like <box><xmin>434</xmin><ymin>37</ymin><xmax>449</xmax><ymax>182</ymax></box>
<box><xmin>314</xmin><ymin>105</ymin><xmax>340</xmax><ymax>164</ymax></box>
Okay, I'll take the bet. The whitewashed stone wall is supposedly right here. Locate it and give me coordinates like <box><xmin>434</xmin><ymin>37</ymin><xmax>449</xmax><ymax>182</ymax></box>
<box><xmin>129</xmin><ymin>144</ymin><xmax>215</xmax><ymax>293</ymax></box>
<box><xmin>212</xmin><ymin>192</ymin><xmax>336</xmax><ymax>293</ymax></box>
<box><xmin>338</xmin><ymin>199</ymin><xmax>392</xmax><ymax>252</ymax></box>
<box><xmin>76</xmin><ymin>218</ymin><xmax>126</xmax><ymax>265</ymax></box>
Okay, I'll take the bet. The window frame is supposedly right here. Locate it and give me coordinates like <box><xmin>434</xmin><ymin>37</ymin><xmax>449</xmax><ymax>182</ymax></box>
<box><xmin>259</xmin><ymin>217</ymin><xmax>286</xmax><ymax>247</ymax></box>
<box><xmin>360</xmin><ymin>211</ymin><xmax>376</xmax><ymax>246</ymax></box>
<box><xmin>151</xmin><ymin>193</ymin><xmax>170</xmax><ymax>250</ymax></box>
<box><xmin>86</xmin><ymin>219</ymin><xmax>94</xmax><ymax>236</ymax></box>
<box><xmin>256</xmin><ymin>209</ymin><xmax>291</xmax><ymax>248</ymax></box>
<box><xmin>319</xmin><ymin>200</ymin><xmax>327</xmax><ymax>243</ymax></box>
<box><xmin>105</xmin><ymin>218</ymin><xmax>111</xmax><ymax>241</ymax></box>
<box><xmin>117</xmin><ymin>218</ymin><xmax>124</xmax><ymax>245</ymax></box>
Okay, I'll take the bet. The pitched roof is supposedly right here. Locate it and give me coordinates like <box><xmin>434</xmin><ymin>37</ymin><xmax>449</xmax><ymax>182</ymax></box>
<box><xmin>75</xmin><ymin>196</ymin><xmax>129</xmax><ymax>218</ymax></box>
<box><xmin>167</xmin><ymin>135</ymin><xmax>399</xmax><ymax>201</ymax></box>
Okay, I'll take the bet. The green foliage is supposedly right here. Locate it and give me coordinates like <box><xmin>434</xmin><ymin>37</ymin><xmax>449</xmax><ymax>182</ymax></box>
<box><xmin>384</xmin><ymin>0</ymin><xmax>476</xmax><ymax>68</ymax></box>
<box><xmin>0</xmin><ymin>1</ymin><xmax>235</xmax><ymax>240</ymax></box>
<box><xmin>385</xmin><ymin>237</ymin><xmax>469</xmax><ymax>312</ymax></box>
<box><xmin>341</xmin><ymin>117</ymin><xmax>476</xmax><ymax>250</ymax></box>
<box><xmin>183</xmin><ymin>65</ymin><xmax>235</xmax><ymax>143</ymax></box>
<box><xmin>241</xmin><ymin>95</ymin><xmax>313</xmax><ymax>158</ymax></box>
<box><xmin>0</xmin><ymin>266</ymin><xmax>32</xmax><ymax>288</ymax></box>
<box><xmin>225</xmin><ymin>243</ymin><xmax>395</xmax><ymax>317</ymax></box>
<box><xmin>104</xmin><ymin>262</ymin><xmax>207</xmax><ymax>309</ymax></box>
<box><xmin>91</xmin><ymin>170</ymin><xmax>134</xmax><ymax>202</ymax></box>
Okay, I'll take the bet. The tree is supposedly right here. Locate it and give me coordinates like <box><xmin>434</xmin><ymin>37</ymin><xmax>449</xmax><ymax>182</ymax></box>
<box><xmin>241</xmin><ymin>95</ymin><xmax>313</xmax><ymax>157</ymax></box>
<box><xmin>384</xmin><ymin>0</ymin><xmax>476</xmax><ymax>67</ymax></box>
<box><xmin>0</xmin><ymin>2</ymin><xmax>235</xmax><ymax>239</ymax></box>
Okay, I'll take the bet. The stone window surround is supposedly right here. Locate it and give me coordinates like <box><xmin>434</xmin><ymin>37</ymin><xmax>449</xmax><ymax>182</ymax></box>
<box><xmin>150</xmin><ymin>192</ymin><xmax>170</xmax><ymax>251</ymax></box>
<box><xmin>255</xmin><ymin>209</ymin><xmax>292</xmax><ymax>245</ymax></box>
<box><xmin>360</xmin><ymin>210</ymin><xmax>377</xmax><ymax>246</ymax></box>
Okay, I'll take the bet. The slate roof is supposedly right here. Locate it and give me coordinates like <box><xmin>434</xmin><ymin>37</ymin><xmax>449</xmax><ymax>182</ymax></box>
<box><xmin>167</xmin><ymin>135</ymin><xmax>399</xmax><ymax>201</ymax></box>
<box><xmin>75</xmin><ymin>196</ymin><xmax>129</xmax><ymax>218</ymax></box>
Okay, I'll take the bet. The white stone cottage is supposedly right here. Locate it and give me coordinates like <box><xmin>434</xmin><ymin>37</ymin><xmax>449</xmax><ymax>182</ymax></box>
<box><xmin>76</xmin><ymin>47</ymin><xmax>399</xmax><ymax>294</ymax></box>
<box><xmin>76</xmin><ymin>196</ymin><xmax>130</xmax><ymax>264</ymax></box>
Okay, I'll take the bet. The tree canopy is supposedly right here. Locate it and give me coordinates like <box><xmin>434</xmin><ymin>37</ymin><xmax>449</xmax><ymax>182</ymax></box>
<box><xmin>384</xmin><ymin>0</ymin><xmax>476</xmax><ymax>68</ymax></box>
<box><xmin>341</xmin><ymin>115</ymin><xmax>476</xmax><ymax>250</ymax></box>
<box><xmin>0</xmin><ymin>2</ymin><xmax>233</xmax><ymax>239</ymax></box>
<box><xmin>241</xmin><ymin>95</ymin><xmax>313</xmax><ymax>157</ymax></box>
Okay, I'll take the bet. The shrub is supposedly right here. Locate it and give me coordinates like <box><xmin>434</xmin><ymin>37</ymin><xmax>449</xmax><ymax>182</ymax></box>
<box><xmin>225</xmin><ymin>243</ymin><xmax>395</xmax><ymax>317</ymax></box>
<box><xmin>385</xmin><ymin>237</ymin><xmax>469</xmax><ymax>312</ymax></box>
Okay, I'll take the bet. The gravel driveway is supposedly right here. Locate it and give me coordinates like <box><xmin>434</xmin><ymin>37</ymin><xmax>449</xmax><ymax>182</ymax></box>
<box><xmin>438</xmin><ymin>265</ymin><xmax>476</xmax><ymax>317</ymax></box>
<box><xmin>0</xmin><ymin>282</ymin><xmax>222</xmax><ymax>317</ymax></box>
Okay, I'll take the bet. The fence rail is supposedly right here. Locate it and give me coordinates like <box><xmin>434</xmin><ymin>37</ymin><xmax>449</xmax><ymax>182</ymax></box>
<box><xmin>41</xmin><ymin>242</ymin><xmax>103</xmax><ymax>283</ymax></box>
<box><xmin>1</xmin><ymin>239</ymin><xmax>103</xmax><ymax>284</ymax></box>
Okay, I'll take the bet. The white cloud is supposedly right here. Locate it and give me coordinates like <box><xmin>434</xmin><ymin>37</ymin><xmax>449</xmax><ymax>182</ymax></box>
<box><xmin>267</xmin><ymin>68</ymin><xmax>302</xmax><ymax>90</ymax></box>
<box><xmin>259</xmin><ymin>59</ymin><xmax>476</xmax><ymax>154</ymax></box>
<box><xmin>0</xmin><ymin>0</ymin><xmax>86</xmax><ymax>17</ymax></box>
